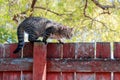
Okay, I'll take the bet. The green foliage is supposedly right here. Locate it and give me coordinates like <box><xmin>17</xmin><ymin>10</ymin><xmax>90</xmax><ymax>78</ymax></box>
<box><xmin>0</xmin><ymin>0</ymin><xmax>120</xmax><ymax>43</ymax></box>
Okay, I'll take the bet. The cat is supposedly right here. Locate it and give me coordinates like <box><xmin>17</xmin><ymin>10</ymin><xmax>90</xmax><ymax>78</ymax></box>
<box><xmin>13</xmin><ymin>17</ymin><xmax>73</xmax><ymax>53</ymax></box>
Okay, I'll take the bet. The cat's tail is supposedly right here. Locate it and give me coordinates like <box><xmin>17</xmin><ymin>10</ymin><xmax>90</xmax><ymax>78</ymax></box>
<box><xmin>13</xmin><ymin>25</ymin><xmax>24</xmax><ymax>54</ymax></box>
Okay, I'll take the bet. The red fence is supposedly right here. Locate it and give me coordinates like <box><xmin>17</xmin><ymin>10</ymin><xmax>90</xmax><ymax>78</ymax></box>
<box><xmin>0</xmin><ymin>42</ymin><xmax>120</xmax><ymax>80</ymax></box>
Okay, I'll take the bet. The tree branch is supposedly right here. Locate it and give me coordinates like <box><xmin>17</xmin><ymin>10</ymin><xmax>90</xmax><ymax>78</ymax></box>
<box><xmin>91</xmin><ymin>0</ymin><xmax>115</xmax><ymax>10</ymax></box>
<box><xmin>12</xmin><ymin>10</ymin><xmax>28</xmax><ymax>23</ymax></box>
<box><xmin>13</xmin><ymin>0</ymin><xmax>37</xmax><ymax>23</ymax></box>
<box><xmin>83</xmin><ymin>0</ymin><xmax>107</xmax><ymax>28</ymax></box>
<box><xmin>34</xmin><ymin>6</ymin><xmax>72</xmax><ymax>16</ymax></box>
<box><xmin>30</xmin><ymin>0</ymin><xmax>37</xmax><ymax>17</ymax></box>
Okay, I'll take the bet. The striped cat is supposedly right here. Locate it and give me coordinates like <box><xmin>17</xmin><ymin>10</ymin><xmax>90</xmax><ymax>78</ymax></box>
<box><xmin>13</xmin><ymin>17</ymin><xmax>73</xmax><ymax>53</ymax></box>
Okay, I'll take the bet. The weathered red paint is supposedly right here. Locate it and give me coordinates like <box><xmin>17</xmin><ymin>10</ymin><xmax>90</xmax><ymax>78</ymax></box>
<box><xmin>75</xmin><ymin>43</ymin><xmax>95</xmax><ymax>58</ymax></box>
<box><xmin>33</xmin><ymin>43</ymin><xmax>47</xmax><ymax>80</ymax></box>
<box><xmin>1</xmin><ymin>58</ymin><xmax>120</xmax><ymax>72</ymax></box>
<box><xmin>47</xmin><ymin>72</ymin><xmax>61</xmax><ymax>80</ymax></box>
<box><xmin>0</xmin><ymin>72</ymin><xmax>3</xmax><ymax>80</ymax></box>
<box><xmin>63</xmin><ymin>43</ymin><xmax>75</xmax><ymax>58</ymax></box>
<box><xmin>3</xmin><ymin>72</ymin><xmax>21</xmax><ymax>80</ymax></box>
<box><xmin>47</xmin><ymin>59</ymin><xmax>120</xmax><ymax>72</ymax></box>
<box><xmin>114</xmin><ymin>42</ymin><xmax>120</xmax><ymax>58</ymax></box>
<box><xmin>9</xmin><ymin>43</ymin><xmax>21</xmax><ymax>58</ymax></box>
<box><xmin>96</xmin><ymin>42</ymin><xmax>111</xmax><ymax>58</ymax></box>
<box><xmin>0</xmin><ymin>42</ymin><xmax>120</xmax><ymax>80</ymax></box>
<box><xmin>76</xmin><ymin>72</ymin><xmax>95</xmax><ymax>80</ymax></box>
<box><xmin>47</xmin><ymin>43</ymin><xmax>63</xmax><ymax>58</ymax></box>
<box><xmin>0</xmin><ymin>58</ymin><xmax>32</xmax><ymax>71</ymax></box>
<box><xmin>96</xmin><ymin>73</ymin><xmax>111</xmax><ymax>80</ymax></box>
<box><xmin>114</xmin><ymin>72</ymin><xmax>120</xmax><ymax>80</ymax></box>
<box><xmin>96</xmin><ymin>42</ymin><xmax>111</xmax><ymax>80</ymax></box>
<box><xmin>23</xmin><ymin>71</ymin><xmax>33</xmax><ymax>80</ymax></box>
<box><xmin>62</xmin><ymin>73</ymin><xmax>74</xmax><ymax>80</ymax></box>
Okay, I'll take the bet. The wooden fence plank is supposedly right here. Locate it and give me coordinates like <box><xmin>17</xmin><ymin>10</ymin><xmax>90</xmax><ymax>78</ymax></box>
<box><xmin>114</xmin><ymin>42</ymin><xmax>120</xmax><ymax>58</ymax></box>
<box><xmin>3</xmin><ymin>42</ymin><xmax>33</xmax><ymax>58</ymax></box>
<box><xmin>48</xmin><ymin>59</ymin><xmax>120</xmax><ymax>72</ymax></box>
<box><xmin>33</xmin><ymin>43</ymin><xmax>47</xmax><ymax>80</ymax></box>
<box><xmin>23</xmin><ymin>42</ymin><xmax>33</xmax><ymax>57</ymax></box>
<box><xmin>47</xmin><ymin>73</ymin><xmax>61</xmax><ymax>80</ymax></box>
<box><xmin>0</xmin><ymin>58</ymin><xmax>33</xmax><ymax>71</ymax></box>
<box><xmin>75</xmin><ymin>43</ymin><xmax>95</xmax><ymax>58</ymax></box>
<box><xmin>75</xmin><ymin>43</ymin><xmax>95</xmax><ymax>80</ymax></box>
<box><xmin>0</xmin><ymin>72</ymin><xmax>3</xmax><ymax>80</ymax></box>
<box><xmin>62</xmin><ymin>73</ymin><xmax>74</xmax><ymax>80</ymax></box>
<box><xmin>96</xmin><ymin>73</ymin><xmax>111</xmax><ymax>80</ymax></box>
<box><xmin>96</xmin><ymin>42</ymin><xmax>111</xmax><ymax>80</ymax></box>
<box><xmin>76</xmin><ymin>72</ymin><xmax>95</xmax><ymax>80</ymax></box>
<box><xmin>3</xmin><ymin>72</ymin><xmax>21</xmax><ymax>80</ymax></box>
<box><xmin>114</xmin><ymin>72</ymin><xmax>120</xmax><ymax>80</ymax></box>
<box><xmin>47</xmin><ymin>43</ymin><xmax>63</xmax><ymax>80</ymax></box>
<box><xmin>62</xmin><ymin>43</ymin><xmax>75</xmax><ymax>80</ymax></box>
<box><xmin>1</xmin><ymin>58</ymin><xmax>120</xmax><ymax>72</ymax></box>
<box><xmin>47</xmin><ymin>43</ymin><xmax>63</xmax><ymax>58</ymax></box>
<box><xmin>22</xmin><ymin>71</ymin><xmax>32</xmax><ymax>80</ymax></box>
<box><xmin>2</xmin><ymin>44</ymin><xmax>22</xmax><ymax>80</ymax></box>
<box><xmin>114</xmin><ymin>43</ymin><xmax>120</xmax><ymax>80</ymax></box>
<box><xmin>63</xmin><ymin>43</ymin><xmax>75</xmax><ymax>58</ymax></box>
<box><xmin>4</xmin><ymin>44</ymin><xmax>21</xmax><ymax>58</ymax></box>
<box><xmin>96</xmin><ymin>42</ymin><xmax>111</xmax><ymax>58</ymax></box>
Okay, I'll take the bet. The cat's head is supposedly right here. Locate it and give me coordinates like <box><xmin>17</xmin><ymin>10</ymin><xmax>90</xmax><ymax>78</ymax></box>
<box><xmin>59</xmin><ymin>26</ymin><xmax>73</xmax><ymax>39</ymax></box>
<box><xmin>46</xmin><ymin>22</ymin><xmax>74</xmax><ymax>39</ymax></box>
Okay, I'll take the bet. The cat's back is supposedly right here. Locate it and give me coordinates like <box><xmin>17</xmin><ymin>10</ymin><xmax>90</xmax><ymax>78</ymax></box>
<box><xmin>21</xmin><ymin>17</ymin><xmax>48</xmax><ymax>25</ymax></box>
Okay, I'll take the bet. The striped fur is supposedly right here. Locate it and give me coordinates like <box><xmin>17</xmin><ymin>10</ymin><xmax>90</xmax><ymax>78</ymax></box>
<box><xmin>13</xmin><ymin>17</ymin><xmax>73</xmax><ymax>53</ymax></box>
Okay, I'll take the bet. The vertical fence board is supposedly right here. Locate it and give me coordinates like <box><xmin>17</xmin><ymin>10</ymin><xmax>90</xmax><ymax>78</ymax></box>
<box><xmin>3</xmin><ymin>44</ymin><xmax>21</xmax><ymax>80</ymax></box>
<box><xmin>7</xmin><ymin>44</ymin><xmax>21</xmax><ymax>58</ymax></box>
<box><xmin>114</xmin><ymin>42</ymin><xmax>120</xmax><ymax>80</ymax></box>
<box><xmin>114</xmin><ymin>42</ymin><xmax>120</xmax><ymax>58</ymax></box>
<box><xmin>62</xmin><ymin>73</ymin><xmax>74</xmax><ymax>80</ymax></box>
<box><xmin>96</xmin><ymin>42</ymin><xmax>111</xmax><ymax>58</ymax></box>
<box><xmin>47</xmin><ymin>43</ymin><xmax>63</xmax><ymax>58</ymax></box>
<box><xmin>33</xmin><ymin>43</ymin><xmax>46</xmax><ymax>80</ymax></box>
<box><xmin>47</xmin><ymin>43</ymin><xmax>63</xmax><ymax>80</ymax></box>
<box><xmin>114</xmin><ymin>73</ymin><xmax>120</xmax><ymax>80</ymax></box>
<box><xmin>62</xmin><ymin>44</ymin><xmax>75</xmax><ymax>80</ymax></box>
<box><xmin>0</xmin><ymin>72</ymin><xmax>3</xmax><ymax>80</ymax></box>
<box><xmin>47</xmin><ymin>73</ymin><xmax>61</xmax><ymax>80</ymax></box>
<box><xmin>4</xmin><ymin>43</ymin><xmax>25</xmax><ymax>58</ymax></box>
<box><xmin>3</xmin><ymin>72</ymin><xmax>21</xmax><ymax>80</ymax></box>
<box><xmin>96</xmin><ymin>42</ymin><xmax>111</xmax><ymax>80</ymax></box>
<box><xmin>75</xmin><ymin>43</ymin><xmax>95</xmax><ymax>58</ymax></box>
<box><xmin>22</xmin><ymin>43</ymin><xmax>33</xmax><ymax>80</ymax></box>
<box><xmin>23</xmin><ymin>42</ymin><xmax>33</xmax><ymax>57</ymax></box>
<box><xmin>96</xmin><ymin>73</ymin><xmax>111</xmax><ymax>80</ymax></box>
<box><xmin>22</xmin><ymin>71</ymin><xmax>32</xmax><ymax>80</ymax></box>
<box><xmin>75</xmin><ymin>43</ymin><xmax>95</xmax><ymax>80</ymax></box>
<box><xmin>63</xmin><ymin>43</ymin><xmax>75</xmax><ymax>58</ymax></box>
<box><xmin>76</xmin><ymin>72</ymin><xmax>95</xmax><ymax>80</ymax></box>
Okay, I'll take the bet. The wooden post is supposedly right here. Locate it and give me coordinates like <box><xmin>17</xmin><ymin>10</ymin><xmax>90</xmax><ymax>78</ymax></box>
<box><xmin>33</xmin><ymin>43</ymin><xmax>46</xmax><ymax>80</ymax></box>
